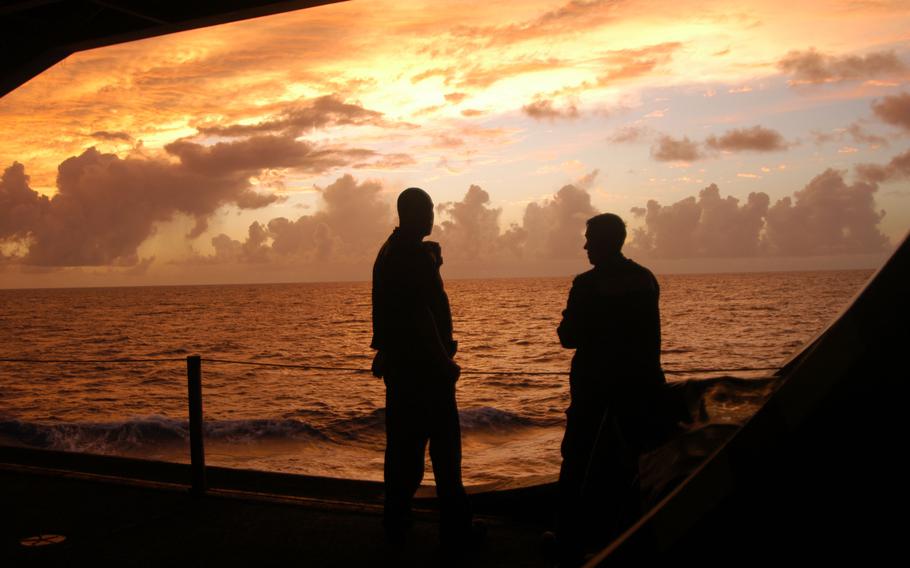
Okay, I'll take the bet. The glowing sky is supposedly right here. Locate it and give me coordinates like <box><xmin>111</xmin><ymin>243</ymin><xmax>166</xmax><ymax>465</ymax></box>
<box><xmin>1</xmin><ymin>0</ymin><xmax>909</xmax><ymax>287</ymax></box>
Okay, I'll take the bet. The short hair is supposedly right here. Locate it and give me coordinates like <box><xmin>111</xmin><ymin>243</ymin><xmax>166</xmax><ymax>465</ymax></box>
<box><xmin>586</xmin><ymin>213</ymin><xmax>626</xmax><ymax>251</ymax></box>
<box><xmin>397</xmin><ymin>187</ymin><xmax>433</xmax><ymax>224</ymax></box>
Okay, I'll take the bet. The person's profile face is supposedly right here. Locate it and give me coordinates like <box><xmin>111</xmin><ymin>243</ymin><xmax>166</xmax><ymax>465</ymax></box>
<box><xmin>421</xmin><ymin>206</ymin><xmax>434</xmax><ymax>237</ymax></box>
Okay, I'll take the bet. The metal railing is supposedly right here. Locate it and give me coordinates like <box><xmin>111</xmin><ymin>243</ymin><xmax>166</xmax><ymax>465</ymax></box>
<box><xmin>0</xmin><ymin>355</ymin><xmax>780</xmax><ymax>496</ymax></box>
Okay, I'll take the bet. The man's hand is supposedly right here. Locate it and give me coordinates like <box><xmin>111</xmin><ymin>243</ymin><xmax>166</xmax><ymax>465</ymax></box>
<box><xmin>371</xmin><ymin>351</ymin><xmax>386</xmax><ymax>378</ymax></box>
<box><xmin>441</xmin><ymin>358</ymin><xmax>461</xmax><ymax>384</ymax></box>
<box><xmin>423</xmin><ymin>241</ymin><xmax>443</xmax><ymax>267</ymax></box>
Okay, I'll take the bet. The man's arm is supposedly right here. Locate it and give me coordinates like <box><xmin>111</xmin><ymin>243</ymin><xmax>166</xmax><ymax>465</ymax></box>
<box><xmin>647</xmin><ymin>274</ymin><xmax>662</xmax><ymax>369</ymax></box>
<box><xmin>557</xmin><ymin>278</ymin><xmax>585</xmax><ymax>349</ymax></box>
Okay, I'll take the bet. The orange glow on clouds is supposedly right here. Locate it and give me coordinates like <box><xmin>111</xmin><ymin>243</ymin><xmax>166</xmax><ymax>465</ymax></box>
<box><xmin>0</xmin><ymin>0</ymin><xmax>908</xmax><ymax>286</ymax></box>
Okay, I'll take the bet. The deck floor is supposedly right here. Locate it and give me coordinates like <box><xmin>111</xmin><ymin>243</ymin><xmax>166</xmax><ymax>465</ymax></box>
<box><xmin>2</xmin><ymin>464</ymin><xmax>552</xmax><ymax>567</ymax></box>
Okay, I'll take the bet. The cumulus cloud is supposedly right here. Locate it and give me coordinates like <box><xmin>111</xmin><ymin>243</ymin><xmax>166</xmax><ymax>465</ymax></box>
<box><xmin>778</xmin><ymin>48</ymin><xmax>907</xmax><ymax>85</ymax></box>
<box><xmin>209</xmin><ymin>173</ymin><xmax>602</xmax><ymax>267</ymax></box>
<box><xmin>0</xmin><ymin>123</ymin><xmax>407</xmax><ymax>266</ymax></box>
<box><xmin>628</xmin><ymin>171</ymin><xmax>889</xmax><ymax>258</ymax></box>
<box><xmin>872</xmin><ymin>92</ymin><xmax>910</xmax><ymax>131</ymax></box>
<box><xmin>521</xmin><ymin>182</ymin><xmax>598</xmax><ymax>259</ymax></box>
<box><xmin>434</xmin><ymin>185</ymin><xmax>507</xmax><ymax>260</ymax></box>
<box><xmin>0</xmin><ymin>162</ymin><xmax>50</xmax><ymax>241</ymax></box>
<box><xmin>0</xmin><ymin>147</ymin><xmax>281</xmax><ymax>266</ymax></box>
<box><xmin>196</xmin><ymin>94</ymin><xmax>388</xmax><ymax>138</ymax></box>
<box><xmin>628</xmin><ymin>184</ymin><xmax>769</xmax><ymax>258</ymax></box>
<box><xmin>764</xmin><ymin>169</ymin><xmax>887</xmax><ymax>255</ymax></box>
<box><xmin>522</xmin><ymin>99</ymin><xmax>579</xmax><ymax>121</ymax></box>
<box><xmin>207</xmin><ymin>174</ymin><xmax>392</xmax><ymax>264</ymax></box>
<box><xmin>705</xmin><ymin>126</ymin><xmax>789</xmax><ymax>152</ymax></box>
<box><xmin>651</xmin><ymin>135</ymin><xmax>702</xmax><ymax>162</ymax></box>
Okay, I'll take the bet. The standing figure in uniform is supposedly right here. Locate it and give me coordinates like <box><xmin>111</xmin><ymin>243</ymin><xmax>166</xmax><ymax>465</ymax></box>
<box><xmin>370</xmin><ymin>187</ymin><xmax>473</xmax><ymax>549</ymax></box>
<box><xmin>554</xmin><ymin>213</ymin><xmax>666</xmax><ymax>560</ymax></box>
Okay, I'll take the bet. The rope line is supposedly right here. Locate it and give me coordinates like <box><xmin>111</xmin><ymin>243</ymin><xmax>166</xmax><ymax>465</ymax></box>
<box><xmin>0</xmin><ymin>357</ymin><xmax>186</xmax><ymax>364</ymax></box>
<box><xmin>0</xmin><ymin>357</ymin><xmax>779</xmax><ymax>375</ymax></box>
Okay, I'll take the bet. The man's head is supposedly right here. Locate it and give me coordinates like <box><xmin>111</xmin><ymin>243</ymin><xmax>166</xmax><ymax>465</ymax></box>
<box><xmin>397</xmin><ymin>187</ymin><xmax>434</xmax><ymax>237</ymax></box>
<box><xmin>584</xmin><ymin>213</ymin><xmax>626</xmax><ymax>265</ymax></box>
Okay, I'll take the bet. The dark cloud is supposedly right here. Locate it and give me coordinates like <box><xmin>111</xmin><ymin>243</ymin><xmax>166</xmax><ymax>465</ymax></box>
<box><xmin>444</xmin><ymin>92</ymin><xmax>468</xmax><ymax>103</ymax></box>
<box><xmin>650</xmin><ymin>135</ymin><xmax>702</xmax><ymax>162</ymax></box>
<box><xmin>0</xmin><ymin>162</ymin><xmax>50</xmax><ymax>241</ymax></box>
<box><xmin>705</xmin><ymin>126</ymin><xmax>789</xmax><ymax>152</ymax></box>
<box><xmin>628</xmin><ymin>184</ymin><xmax>769</xmax><ymax>258</ymax></box>
<box><xmin>461</xmin><ymin>109</ymin><xmax>484</xmax><ymax>117</ymax></box>
<box><xmin>522</xmin><ymin>99</ymin><xmax>579</xmax><ymax>121</ymax></box>
<box><xmin>0</xmin><ymin>147</ymin><xmax>280</xmax><ymax>266</ymax></box>
<box><xmin>0</xmin><ymin>124</ymin><xmax>406</xmax><ymax>266</ymax></box>
<box><xmin>196</xmin><ymin>94</ymin><xmax>387</xmax><ymax>138</ymax></box>
<box><xmin>166</xmin><ymin>135</ymin><xmax>377</xmax><ymax>176</ymax></box>
<box><xmin>872</xmin><ymin>92</ymin><xmax>910</xmax><ymax>131</ymax></box>
<box><xmin>764</xmin><ymin>169</ymin><xmax>888</xmax><ymax>255</ymax></box>
<box><xmin>855</xmin><ymin>149</ymin><xmax>910</xmax><ymax>184</ymax></box>
<box><xmin>778</xmin><ymin>48</ymin><xmax>907</xmax><ymax>84</ymax></box>
<box><xmin>90</xmin><ymin>131</ymin><xmax>133</xmax><ymax>142</ymax></box>
<box><xmin>628</xmin><ymin>170</ymin><xmax>888</xmax><ymax>258</ymax></box>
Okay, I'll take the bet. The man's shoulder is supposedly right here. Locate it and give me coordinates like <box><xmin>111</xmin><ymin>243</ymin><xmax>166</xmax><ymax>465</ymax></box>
<box><xmin>373</xmin><ymin>232</ymin><xmax>437</xmax><ymax>281</ymax></box>
<box><xmin>580</xmin><ymin>257</ymin><xmax>658</xmax><ymax>295</ymax></box>
<box><xmin>623</xmin><ymin>257</ymin><xmax>658</xmax><ymax>281</ymax></box>
<box><xmin>572</xmin><ymin>269</ymin><xmax>598</xmax><ymax>287</ymax></box>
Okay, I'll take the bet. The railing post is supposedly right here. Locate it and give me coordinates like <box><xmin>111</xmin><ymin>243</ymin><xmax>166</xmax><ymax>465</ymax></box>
<box><xmin>187</xmin><ymin>355</ymin><xmax>206</xmax><ymax>496</ymax></box>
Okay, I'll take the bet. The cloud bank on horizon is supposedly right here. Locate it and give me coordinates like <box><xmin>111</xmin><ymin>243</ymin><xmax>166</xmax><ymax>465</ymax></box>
<box><xmin>1</xmin><ymin>0</ymin><xmax>909</xmax><ymax>285</ymax></box>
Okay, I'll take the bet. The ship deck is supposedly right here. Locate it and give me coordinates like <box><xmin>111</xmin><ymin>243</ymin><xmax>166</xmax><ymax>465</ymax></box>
<box><xmin>2</xmin><ymin>447</ymin><xmax>555</xmax><ymax>567</ymax></box>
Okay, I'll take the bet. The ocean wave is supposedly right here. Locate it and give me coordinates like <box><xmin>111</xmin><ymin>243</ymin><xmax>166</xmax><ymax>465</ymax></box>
<box><xmin>0</xmin><ymin>406</ymin><xmax>553</xmax><ymax>454</ymax></box>
<box><xmin>459</xmin><ymin>407</ymin><xmax>543</xmax><ymax>431</ymax></box>
<box><xmin>0</xmin><ymin>416</ymin><xmax>328</xmax><ymax>453</ymax></box>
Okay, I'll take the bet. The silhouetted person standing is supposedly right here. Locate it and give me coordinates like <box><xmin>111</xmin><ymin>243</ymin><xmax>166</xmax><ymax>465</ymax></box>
<box><xmin>554</xmin><ymin>213</ymin><xmax>666</xmax><ymax>560</ymax></box>
<box><xmin>370</xmin><ymin>187</ymin><xmax>472</xmax><ymax>549</ymax></box>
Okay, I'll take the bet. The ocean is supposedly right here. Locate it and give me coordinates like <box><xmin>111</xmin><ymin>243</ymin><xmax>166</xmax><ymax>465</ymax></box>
<box><xmin>0</xmin><ymin>270</ymin><xmax>872</xmax><ymax>485</ymax></box>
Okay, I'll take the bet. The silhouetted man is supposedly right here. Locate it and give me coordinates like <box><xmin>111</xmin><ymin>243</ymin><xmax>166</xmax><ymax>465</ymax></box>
<box><xmin>554</xmin><ymin>213</ymin><xmax>666</xmax><ymax>559</ymax></box>
<box><xmin>370</xmin><ymin>187</ymin><xmax>472</xmax><ymax>548</ymax></box>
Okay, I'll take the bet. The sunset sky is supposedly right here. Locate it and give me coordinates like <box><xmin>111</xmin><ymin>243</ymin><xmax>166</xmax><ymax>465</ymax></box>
<box><xmin>1</xmin><ymin>0</ymin><xmax>909</xmax><ymax>288</ymax></box>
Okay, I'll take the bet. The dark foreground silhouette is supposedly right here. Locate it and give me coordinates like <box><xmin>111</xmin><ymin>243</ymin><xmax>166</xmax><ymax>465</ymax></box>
<box><xmin>370</xmin><ymin>187</ymin><xmax>474</xmax><ymax>550</ymax></box>
<box><xmin>554</xmin><ymin>213</ymin><xmax>671</xmax><ymax>562</ymax></box>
